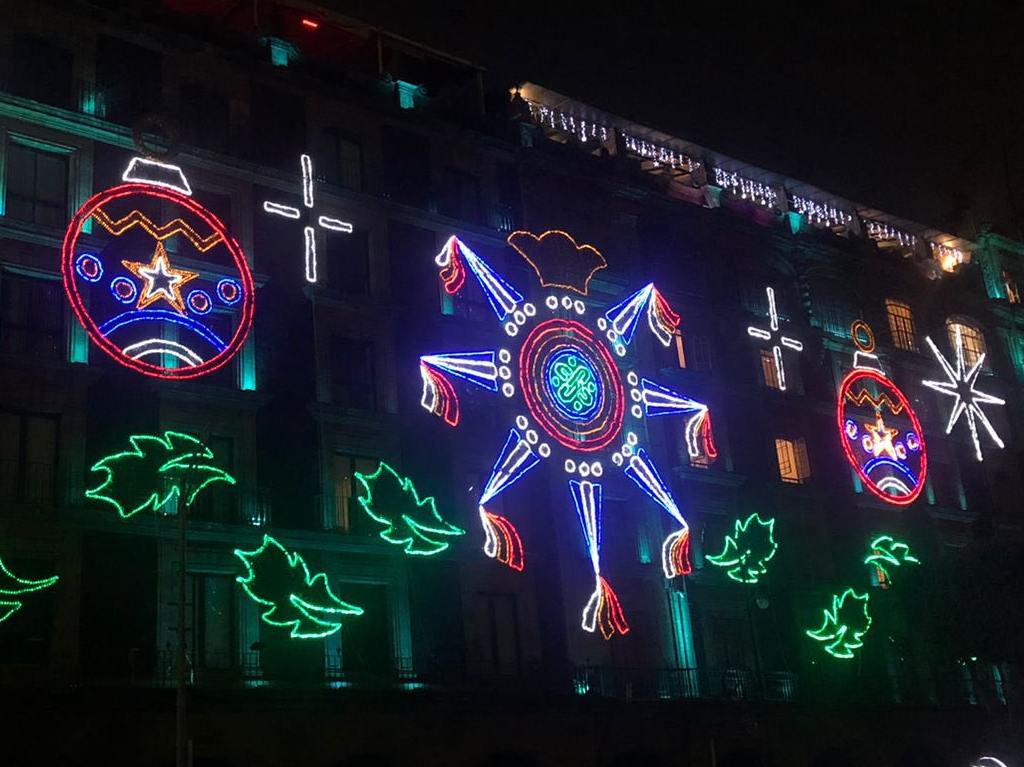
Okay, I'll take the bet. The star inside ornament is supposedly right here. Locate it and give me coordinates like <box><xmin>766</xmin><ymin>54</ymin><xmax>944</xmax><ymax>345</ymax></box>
<box><xmin>864</xmin><ymin>412</ymin><xmax>900</xmax><ymax>459</ymax></box>
<box><xmin>922</xmin><ymin>327</ymin><xmax>1006</xmax><ymax>462</ymax></box>
<box><xmin>122</xmin><ymin>242</ymin><xmax>199</xmax><ymax>314</ymax></box>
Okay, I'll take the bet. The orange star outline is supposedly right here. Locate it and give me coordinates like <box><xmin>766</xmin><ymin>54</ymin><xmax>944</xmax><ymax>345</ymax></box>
<box><xmin>122</xmin><ymin>243</ymin><xmax>199</xmax><ymax>314</ymax></box>
<box><xmin>864</xmin><ymin>411</ymin><xmax>900</xmax><ymax>459</ymax></box>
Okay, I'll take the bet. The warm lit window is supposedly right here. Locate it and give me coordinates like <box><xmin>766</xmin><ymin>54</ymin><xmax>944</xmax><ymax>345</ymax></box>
<box><xmin>946</xmin><ymin>320</ymin><xmax>987</xmax><ymax>369</ymax></box>
<box><xmin>674</xmin><ymin>332</ymin><xmax>687</xmax><ymax>368</ymax></box>
<box><xmin>885</xmin><ymin>299</ymin><xmax>918</xmax><ymax>352</ymax></box>
<box><xmin>775</xmin><ymin>438</ymin><xmax>810</xmax><ymax>484</ymax></box>
<box><xmin>1003</xmin><ymin>271</ymin><xmax>1020</xmax><ymax>304</ymax></box>
<box><xmin>760</xmin><ymin>349</ymin><xmax>782</xmax><ymax>390</ymax></box>
<box><xmin>332</xmin><ymin>453</ymin><xmax>378</xmax><ymax>531</ymax></box>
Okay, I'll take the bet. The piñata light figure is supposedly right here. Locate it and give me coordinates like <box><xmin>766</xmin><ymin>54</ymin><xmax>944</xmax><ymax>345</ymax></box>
<box><xmin>836</xmin><ymin>321</ymin><xmax>927</xmax><ymax>506</ymax></box>
<box><xmin>420</xmin><ymin>231</ymin><xmax>716</xmax><ymax>639</ymax></box>
<box><xmin>62</xmin><ymin>157</ymin><xmax>255</xmax><ymax>379</ymax></box>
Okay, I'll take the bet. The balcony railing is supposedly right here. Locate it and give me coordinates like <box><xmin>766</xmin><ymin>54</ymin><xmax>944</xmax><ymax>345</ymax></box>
<box><xmin>53</xmin><ymin>654</ymin><xmax>1013</xmax><ymax>709</ymax></box>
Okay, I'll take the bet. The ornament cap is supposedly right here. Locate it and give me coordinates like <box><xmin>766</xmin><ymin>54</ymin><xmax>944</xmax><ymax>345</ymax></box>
<box><xmin>122</xmin><ymin>157</ymin><xmax>192</xmax><ymax>196</ymax></box>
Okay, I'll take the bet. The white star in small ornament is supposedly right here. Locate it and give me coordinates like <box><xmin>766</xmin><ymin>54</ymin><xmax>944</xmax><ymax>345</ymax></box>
<box><xmin>922</xmin><ymin>327</ymin><xmax>1006</xmax><ymax>462</ymax></box>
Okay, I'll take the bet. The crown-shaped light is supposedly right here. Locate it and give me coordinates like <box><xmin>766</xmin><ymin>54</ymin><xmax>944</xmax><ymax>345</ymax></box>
<box><xmin>507</xmin><ymin>230</ymin><xmax>607</xmax><ymax>296</ymax></box>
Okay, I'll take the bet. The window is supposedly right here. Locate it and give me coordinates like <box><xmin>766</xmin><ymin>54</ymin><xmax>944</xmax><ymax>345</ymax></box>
<box><xmin>188</xmin><ymin>435</ymin><xmax>236</xmax><ymax>523</ymax></box>
<box><xmin>319</xmin><ymin>128</ymin><xmax>362</xmax><ymax>191</ymax></box>
<box><xmin>380</xmin><ymin>126</ymin><xmax>430</xmax><ymax>208</ymax></box>
<box><xmin>5</xmin><ymin>143</ymin><xmax>68</xmax><ymax>228</ymax></box>
<box><xmin>95</xmin><ymin>35</ymin><xmax>162</xmax><ymax>125</ymax></box>
<box><xmin>480</xmin><ymin>593</ymin><xmax>521</xmax><ymax>675</ymax></box>
<box><xmin>439</xmin><ymin>167</ymin><xmax>481</xmax><ymax>223</ymax></box>
<box><xmin>0</xmin><ymin>275</ymin><xmax>64</xmax><ymax>359</ymax></box>
<box><xmin>775</xmin><ymin>437</ymin><xmax>810</xmax><ymax>484</ymax></box>
<box><xmin>249</xmin><ymin>84</ymin><xmax>306</xmax><ymax>169</ymax></box>
<box><xmin>946</xmin><ymin>319</ymin><xmax>987</xmax><ymax>369</ymax></box>
<box><xmin>687</xmin><ymin>333</ymin><xmax>713</xmax><ymax>372</ymax></box>
<box><xmin>188</xmin><ymin>574</ymin><xmax>234</xmax><ymax>669</ymax></box>
<box><xmin>331</xmin><ymin>453</ymin><xmax>378</xmax><ymax>531</ymax></box>
<box><xmin>0</xmin><ymin>411</ymin><xmax>58</xmax><ymax>503</ymax></box>
<box><xmin>1003</xmin><ymin>270</ymin><xmax>1020</xmax><ymax>304</ymax></box>
<box><xmin>760</xmin><ymin>349</ymin><xmax>782</xmax><ymax>390</ymax></box>
<box><xmin>6</xmin><ymin>35</ymin><xmax>73</xmax><ymax>109</ymax></box>
<box><xmin>178</xmin><ymin>83</ymin><xmax>229</xmax><ymax>153</ymax></box>
<box><xmin>885</xmin><ymin>299</ymin><xmax>918</xmax><ymax>351</ymax></box>
<box><xmin>329</xmin><ymin>337</ymin><xmax>376</xmax><ymax>410</ymax></box>
<box><xmin>327</xmin><ymin>230</ymin><xmax>371</xmax><ymax>296</ymax></box>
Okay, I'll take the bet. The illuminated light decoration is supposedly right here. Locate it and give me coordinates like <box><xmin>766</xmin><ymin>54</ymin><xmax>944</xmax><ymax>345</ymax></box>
<box><xmin>85</xmin><ymin>431</ymin><xmax>235</xmax><ymax>518</ymax></box>
<box><xmin>300</xmin><ymin>17</ymin><xmax>320</xmax><ymax>29</ymax></box>
<box><xmin>420</xmin><ymin>231</ymin><xmax>715</xmax><ymax>635</ymax></box>
<box><xmin>864</xmin><ymin>220</ymin><xmax>916</xmax><ymax>249</ymax></box>
<box><xmin>639</xmin><ymin>378</ymin><xmax>714</xmax><ymax>458</ymax></box>
<box><xmin>621</xmin><ymin>133</ymin><xmax>698</xmax><ymax>172</ymax></box>
<box><xmin>705</xmin><ymin>513</ymin><xmax>778</xmax><ymax>584</ymax></box>
<box><xmin>187</xmin><ymin>289</ymin><xmax>212</xmax><ymax>315</ymax></box>
<box><xmin>480</xmin><ymin>507</ymin><xmax>525</xmax><ymax>571</ymax></box>
<box><xmin>570</xmin><ymin>480</ymin><xmax>629</xmax><ymax>639</ymax></box>
<box><xmin>624</xmin><ymin>448</ymin><xmax>691</xmax><ymax>578</ymax></box>
<box><xmin>62</xmin><ymin>159</ymin><xmax>254</xmax><ymax>379</ymax></box>
<box><xmin>121</xmin><ymin>156</ymin><xmax>192</xmax><ymax>196</ymax></box>
<box><xmin>98</xmin><ymin>309</ymin><xmax>226</xmax><ymax>352</ymax></box>
<box><xmin>216</xmin><ymin>278</ymin><xmax>241</xmax><ymax>305</ymax></box>
<box><xmin>0</xmin><ymin>557</ymin><xmax>58</xmax><ymax>626</ymax></box>
<box><xmin>354</xmin><ymin>462</ymin><xmax>465</xmax><ymax>555</ymax></box>
<box><xmin>262</xmin><ymin>154</ymin><xmax>354</xmax><ymax>283</ymax></box>
<box><xmin>434</xmin><ymin>236</ymin><xmax>523</xmax><ymax>319</ymax></box>
<box><xmin>864</xmin><ymin>535</ymin><xmax>920</xmax><ymax>582</ymax></box>
<box><xmin>235</xmin><ymin>535</ymin><xmax>362</xmax><ymax>639</ymax></box>
<box><xmin>507</xmin><ymin>230</ymin><xmax>606</xmax><ymax>295</ymax></box>
<box><xmin>971</xmin><ymin>758</ymin><xmax>1009</xmax><ymax>767</ymax></box>
<box><xmin>851</xmin><ymin>319</ymin><xmax>884</xmax><ymax>372</ymax></box>
<box><xmin>123</xmin><ymin>338</ymin><xmax>203</xmax><ymax>366</ymax></box>
<box><xmin>922</xmin><ymin>329</ymin><xmax>1006</xmax><ymax>462</ymax></box>
<box><xmin>790</xmin><ymin>196</ymin><xmax>853</xmax><ymax>229</ymax></box>
<box><xmin>91</xmin><ymin>208</ymin><xmax>223</xmax><ymax>252</ymax></box>
<box><xmin>837</xmin><ymin>368</ymin><xmax>927</xmax><ymax>506</ymax></box>
<box><xmin>110</xmin><ymin>276</ymin><xmax>137</xmax><ymax>304</ymax></box>
<box><xmin>525</xmin><ymin>99</ymin><xmax>611</xmax><ymax>144</ymax></box>
<box><xmin>121</xmin><ymin>243</ymin><xmax>199</xmax><ymax>314</ymax></box>
<box><xmin>712</xmin><ymin>168</ymin><xmax>778</xmax><ymax>208</ymax></box>
<box><xmin>603</xmin><ymin>283</ymin><xmax>680</xmax><ymax>346</ymax></box>
<box><xmin>806</xmin><ymin>589</ymin><xmax>872</xmax><ymax>660</ymax></box>
<box><xmin>931</xmin><ymin>242</ymin><xmax>967</xmax><ymax>273</ymax></box>
<box><xmin>746</xmin><ymin>286</ymin><xmax>803</xmax><ymax>391</ymax></box>
<box><xmin>75</xmin><ymin>253</ymin><xmax>103</xmax><ymax>283</ymax></box>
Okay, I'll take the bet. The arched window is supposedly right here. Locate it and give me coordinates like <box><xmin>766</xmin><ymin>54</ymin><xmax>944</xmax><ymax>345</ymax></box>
<box><xmin>946</xmin><ymin>318</ymin><xmax>987</xmax><ymax>369</ymax></box>
<box><xmin>885</xmin><ymin>299</ymin><xmax>918</xmax><ymax>351</ymax></box>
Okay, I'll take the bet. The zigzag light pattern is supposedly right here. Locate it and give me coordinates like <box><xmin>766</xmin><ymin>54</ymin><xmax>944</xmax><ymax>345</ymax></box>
<box><xmin>91</xmin><ymin>208</ymin><xmax>223</xmax><ymax>252</ymax></box>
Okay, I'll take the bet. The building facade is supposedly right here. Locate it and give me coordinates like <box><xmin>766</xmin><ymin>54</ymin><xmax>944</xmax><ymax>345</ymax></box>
<box><xmin>0</xmin><ymin>1</ymin><xmax>1020</xmax><ymax>765</ymax></box>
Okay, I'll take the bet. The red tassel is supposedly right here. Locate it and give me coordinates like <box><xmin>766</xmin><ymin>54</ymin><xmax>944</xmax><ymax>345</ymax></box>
<box><xmin>597</xmin><ymin>576</ymin><xmax>630</xmax><ymax>639</ymax></box>
<box><xmin>481</xmin><ymin>509</ymin><xmax>524</xmax><ymax>572</ymax></box>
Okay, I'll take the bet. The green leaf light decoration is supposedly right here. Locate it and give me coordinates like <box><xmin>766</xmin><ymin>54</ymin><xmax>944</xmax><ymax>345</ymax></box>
<box><xmin>85</xmin><ymin>431</ymin><xmax>235</xmax><ymax>517</ymax></box>
<box><xmin>355</xmin><ymin>462</ymin><xmax>465</xmax><ymax>556</ymax></box>
<box><xmin>806</xmin><ymin>588</ymin><xmax>872</xmax><ymax>660</ymax></box>
<box><xmin>863</xmin><ymin>535</ymin><xmax>920</xmax><ymax>581</ymax></box>
<box><xmin>234</xmin><ymin>535</ymin><xmax>363</xmax><ymax>639</ymax></box>
<box><xmin>705</xmin><ymin>513</ymin><xmax>778</xmax><ymax>584</ymax></box>
<box><xmin>0</xmin><ymin>557</ymin><xmax>58</xmax><ymax>626</ymax></box>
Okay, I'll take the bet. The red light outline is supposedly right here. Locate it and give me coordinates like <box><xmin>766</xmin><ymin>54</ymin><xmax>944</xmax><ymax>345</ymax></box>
<box><xmin>836</xmin><ymin>368</ymin><xmax>927</xmax><ymax>506</ymax></box>
<box><xmin>62</xmin><ymin>183</ymin><xmax>255</xmax><ymax>380</ymax></box>
<box><xmin>301</xmin><ymin>18</ymin><xmax>320</xmax><ymax>29</ymax></box>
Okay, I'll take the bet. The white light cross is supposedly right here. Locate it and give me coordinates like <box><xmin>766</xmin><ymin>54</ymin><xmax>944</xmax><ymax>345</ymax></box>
<box><xmin>747</xmin><ymin>286</ymin><xmax>803</xmax><ymax>391</ymax></box>
<box><xmin>262</xmin><ymin>154</ymin><xmax>354</xmax><ymax>283</ymax></box>
<box><xmin>922</xmin><ymin>327</ymin><xmax>1006</xmax><ymax>461</ymax></box>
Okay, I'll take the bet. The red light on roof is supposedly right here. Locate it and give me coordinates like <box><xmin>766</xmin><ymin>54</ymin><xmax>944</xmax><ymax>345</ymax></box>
<box><xmin>301</xmin><ymin>18</ymin><xmax>319</xmax><ymax>29</ymax></box>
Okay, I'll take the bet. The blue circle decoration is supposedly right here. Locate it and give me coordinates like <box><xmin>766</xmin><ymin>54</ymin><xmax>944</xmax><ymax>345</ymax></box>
<box><xmin>217</xmin><ymin>278</ymin><xmax>241</xmax><ymax>305</ymax></box>
<box><xmin>110</xmin><ymin>276</ymin><xmax>137</xmax><ymax>305</ymax></box>
<box><xmin>544</xmin><ymin>348</ymin><xmax>602</xmax><ymax>421</ymax></box>
<box><xmin>187</xmin><ymin>289</ymin><xmax>213</xmax><ymax>315</ymax></box>
<box><xmin>75</xmin><ymin>254</ymin><xmax>103</xmax><ymax>283</ymax></box>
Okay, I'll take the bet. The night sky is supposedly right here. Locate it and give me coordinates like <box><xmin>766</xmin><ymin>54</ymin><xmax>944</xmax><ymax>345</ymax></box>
<box><xmin>335</xmin><ymin>1</ymin><xmax>1024</xmax><ymax>239</ymax></box>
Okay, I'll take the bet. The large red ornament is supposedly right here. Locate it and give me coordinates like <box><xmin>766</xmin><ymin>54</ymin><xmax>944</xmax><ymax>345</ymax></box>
<box><xmin>61</xmin><ymin>160</ymin><xmax>254</xmax><ymax>379</ymax></box>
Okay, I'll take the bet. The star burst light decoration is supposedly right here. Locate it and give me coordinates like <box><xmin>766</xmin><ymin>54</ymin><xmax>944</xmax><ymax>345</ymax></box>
<box><xmin>420</xmin><ymin>231</ymin><xmax>717</xmax><ymax>639</ymax></box>
<box><xmin>922</xmin><ymin>327</ymin><xmax>1006</xmax><ymax>461</ymax></box>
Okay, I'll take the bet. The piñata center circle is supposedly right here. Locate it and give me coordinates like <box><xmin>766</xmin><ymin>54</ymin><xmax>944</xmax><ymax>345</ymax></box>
<box><xmin>519</xmin><ymin>318</ymin><xmax>624</xmax><ymax>452</ymax></box>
